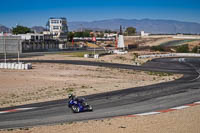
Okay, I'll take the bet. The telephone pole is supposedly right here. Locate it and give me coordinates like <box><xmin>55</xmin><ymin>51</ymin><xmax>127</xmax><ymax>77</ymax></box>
<box><xmin>3</xmin><ymin>35</ymin><xmax>7</xmax><ymax>64</ymax></box>
<box><xmin>18</xmin><ymin>38</ymin><xmax>20</xmax><ymax>63</ymax></box>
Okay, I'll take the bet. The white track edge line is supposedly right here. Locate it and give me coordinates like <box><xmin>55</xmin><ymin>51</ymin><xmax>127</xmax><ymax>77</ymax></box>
<box><xmin>171</xmin><ymin>106</ymin><xmax>190</xmax><ymax>110</ymax></box>
<box><xmin>0</xmin><ymin>112</ymin><xmax>6</xmax><ymax>114</ymax></box>
<box><xmin>16</xmin><ymin>107</ymin><xmax>37</xmax><ymax>111</ymax></box>
<box><xmin>136</xmin><ymin>112</ymin><xmax>160</xmax><ymax>116</ymax></box>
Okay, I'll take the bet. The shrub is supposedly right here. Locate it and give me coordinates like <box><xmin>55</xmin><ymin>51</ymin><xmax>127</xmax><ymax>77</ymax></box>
<box><xmin>151</xmin><ymin>46</ymin><xmax>165</xmax><ymax>52</ymax></box>
<box><xmin>176</xmin><ymin>44</ymin><xmax>189</xmax><ymax>53</ymax></box>
<box><xmin>192</xmin><ymin>46</ymin><xmax>198</xmax><ymax>53</ymax></box>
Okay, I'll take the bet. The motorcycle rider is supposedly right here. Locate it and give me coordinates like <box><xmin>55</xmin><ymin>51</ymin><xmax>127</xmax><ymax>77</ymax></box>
<box><xmin>68</xmin><ymin>94</ymin><xmax>76</xmax><ymax>100</ymax></box>
<box><xmin>68</xmin><ymin>94</ymin><xmax>86</xmax><ymax>106</ymax></box>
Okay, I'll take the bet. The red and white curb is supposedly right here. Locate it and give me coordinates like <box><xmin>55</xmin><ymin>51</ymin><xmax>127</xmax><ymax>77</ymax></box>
<box><xmin>0</xmin><ymin>107</ymin><xmax>37</xmax><ymax>114</ymax></box>
<box><xmin>119</xmin><ymin>101</ymin><xmax>200</xmax><ymax>118</ymax></box>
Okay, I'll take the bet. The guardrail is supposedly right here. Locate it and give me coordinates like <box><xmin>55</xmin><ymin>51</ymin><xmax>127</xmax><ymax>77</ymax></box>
<box><xmin>0</xmin><ymin>63</ymin><xmax>32</xmax><ymax>70</ymax></box>
<box><xmin>138</xmin><ymin>53</ymin><xmax>200</xmax><ymax>59</ymax></box>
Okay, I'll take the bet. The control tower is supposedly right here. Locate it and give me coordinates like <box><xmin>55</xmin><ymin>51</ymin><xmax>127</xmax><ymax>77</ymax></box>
<box><xmin>47</xmin><ymin>17</ymin><xmax>68</xmax><ymax>40</ymax></box>
<box><xmin>117</xmin><ymin>25</ymin><xmax>125</xmax><ymax>49</ymax></box>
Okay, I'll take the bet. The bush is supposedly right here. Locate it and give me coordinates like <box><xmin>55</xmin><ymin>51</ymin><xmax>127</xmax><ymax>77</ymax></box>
<box><xmin>146</xmin><ymin>71</ymin><xmax>173</xmax><ymax>76</ymax></box>
<box><xmin>176</xmin><ymin>44</ymin><xmax>189</xmax><ymax>53</ymax></box>
<box><xmin>151</xmin><ymin>46</ymin><xmax>165</xmax><ymax>52</ymax></box>
<box><xmin>192</xmin><ymin>46</ymin><xmax>198</xmax><ymax>53</ymax></box>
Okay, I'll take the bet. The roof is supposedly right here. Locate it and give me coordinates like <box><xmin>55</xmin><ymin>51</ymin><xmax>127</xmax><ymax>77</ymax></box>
<box><xmin>49</xmin><ymin>17</ymin><xmax>66</xmax><ymax>20</ymax></box>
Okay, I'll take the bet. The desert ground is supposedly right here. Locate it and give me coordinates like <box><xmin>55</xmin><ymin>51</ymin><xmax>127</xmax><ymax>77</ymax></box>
<box><xmin>0</xmin><ymin>53</ymin><xmax>179</xmax><ymax>108</ymax></box>
<box><xmin>1</xmin><ymin>50</ymin><xmax>199</xmax><ymax>133</ymax></box>
<box><xmin>124</xmin><ymin>36</ymin><xmax>185</xmax><ymax>47</ymax></box>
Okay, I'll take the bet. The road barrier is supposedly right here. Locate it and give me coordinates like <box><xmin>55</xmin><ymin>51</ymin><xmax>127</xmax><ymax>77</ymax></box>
<box><xmin>138</xmin><ymin>53</ymin><xmax>200</xmax><ymax>59</ymax></box>
<box><xmin>84</xmin><ymin>54</ymin><xmax>100</xmax><ymax>59</ymax></box>
<box><xmin>0</xmin><ymin>63</ymin><xmax>32</xmax><ymax>70</ymax></box>
<box><xmin>113</xmin><ymin>50</ymin><xmax>128</xmax><ymax>55</ymax></box>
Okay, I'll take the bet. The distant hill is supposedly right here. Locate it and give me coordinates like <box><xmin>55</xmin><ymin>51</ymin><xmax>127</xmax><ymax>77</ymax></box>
<box><xmin>0</xmin><ymin>25</ymin><xmax>11</xmax><ymax>33</ymax></box>
<box><xmin>31</xmin><ymin>26</ymin><xmax>46</xmax><ymax>33</ymax></box>
<box><xmin>68</xmin><ymin>19</ymin><xmax>200</xmax><ymax>34</ymax></box>
<box><xmin>1</xmin><ymin>18</ymin><xmax>200</xmax><ymax>34</ymax></box>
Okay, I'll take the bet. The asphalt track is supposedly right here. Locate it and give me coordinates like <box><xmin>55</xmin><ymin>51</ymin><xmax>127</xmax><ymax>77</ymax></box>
<box><xmin>1</xmin><ymin>57</ymin><xmax>200</xmax><ymax>129</ymax></box>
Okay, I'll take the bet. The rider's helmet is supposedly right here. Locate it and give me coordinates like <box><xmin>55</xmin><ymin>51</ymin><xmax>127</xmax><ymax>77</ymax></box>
<box><xmin>68</xmin><ymin>94</ymin><xmax>75</xmax><ymax>99</ymax></box>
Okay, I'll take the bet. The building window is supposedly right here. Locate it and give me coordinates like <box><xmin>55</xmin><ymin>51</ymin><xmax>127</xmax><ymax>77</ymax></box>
<box><xmin>53</xmin><ymin>26</ymin><xmax>59</xmax><ymax>30</ymax></box>
<box><xmin>31</xmin><ymin>36</ymin><xmax>35</xmax><ymax>40</ymax></box>
<box><xmin>36</xmin><ymin>36</ymin><xmax>39</xmax><ymax>40</ymax></box>
<box><xmin>51</xmin><ymin>20</ymin><xmax>60</xmax><ymax>24</ymax></box>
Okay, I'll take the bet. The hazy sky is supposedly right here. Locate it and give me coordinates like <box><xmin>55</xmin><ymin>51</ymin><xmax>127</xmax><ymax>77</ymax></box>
<box><xmin>0</xmin><ymin>0</ymin><xmax>199</xmax><ymax>27</ymax></box>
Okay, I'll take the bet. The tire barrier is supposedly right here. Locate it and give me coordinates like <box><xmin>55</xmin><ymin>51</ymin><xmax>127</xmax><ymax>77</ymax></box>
<box><xmin>0</xmin><ymin>63</ymin><xmax>32</xmax><ymax>70</ymax></box>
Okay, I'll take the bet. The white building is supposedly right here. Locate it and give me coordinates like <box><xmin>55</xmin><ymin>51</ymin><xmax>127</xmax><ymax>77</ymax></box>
<box><xmin>141</xmin><ymin>31</ymin><xmax>150</xmax><ymax>37</ymax></box>
<box><xmin>104</xmin><ymin>33</ymin><xmax>117</xmax><ymax>38</ymax></box>
<box><xmin>20</xmin><ymin>33</ymin><xmax>44</xmax><ymax>40</ymax></box>
<box><xmin>47</xmin><ymin>17</ymin><xmax>68</xmax><ymax>40</ymax></box>
<box><xmin>18</xmin><ymin>33</ymin><xmax>58</xmax><ymax>52</ymax></box>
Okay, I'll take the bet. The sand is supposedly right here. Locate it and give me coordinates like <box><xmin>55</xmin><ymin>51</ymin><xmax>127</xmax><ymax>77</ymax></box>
<box><xmin>0</xmin><ymin>53</ymin><xmax>189</xmax><ymax>133</ymax></box>
<box><xmin>0</xmin><ymin>54</ymin><xmax>180</xmax><ymax>108</ymax></box>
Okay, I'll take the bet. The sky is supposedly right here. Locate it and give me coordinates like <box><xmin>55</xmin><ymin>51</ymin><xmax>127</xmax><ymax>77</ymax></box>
<box><xmin>0</xmin><ymin>0</ymin><xmax>200</xmax><ymax>27</ymax></box>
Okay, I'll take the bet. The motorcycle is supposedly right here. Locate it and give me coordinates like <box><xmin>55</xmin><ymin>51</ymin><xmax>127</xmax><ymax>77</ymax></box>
<box><xmin>68</xmin><ymin>95</ymin><xmax>93</xmax><ymax>113</ymax></box>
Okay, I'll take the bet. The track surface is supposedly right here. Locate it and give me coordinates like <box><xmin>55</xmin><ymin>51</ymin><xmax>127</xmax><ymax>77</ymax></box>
<box><xmin>1</xmin><ymin>57</ymin><xmax>200</xmax><ymax>129</ymax></box>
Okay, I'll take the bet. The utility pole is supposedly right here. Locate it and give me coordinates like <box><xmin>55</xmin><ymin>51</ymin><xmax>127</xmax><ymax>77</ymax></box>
<box><xmin>17</xmin><ymin>38</ymin><xmax>20</xmax><ymax>63</ymax></box>
<box><xmin>3</xmin><ymin>35</ymin><xmax>6</xmax><ymax>64</ymax></box>
<box><xmin>80</xmin><ymin>24</ymin><xmax>83</xmax><ymax>32</ymax></box>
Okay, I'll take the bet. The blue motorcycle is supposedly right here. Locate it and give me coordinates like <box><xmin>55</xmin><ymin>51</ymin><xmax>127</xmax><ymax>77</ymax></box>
<box><xmin>68</xmin><ymin>94</ymin><xmax>93</xmax><ymax>113</ymax></box>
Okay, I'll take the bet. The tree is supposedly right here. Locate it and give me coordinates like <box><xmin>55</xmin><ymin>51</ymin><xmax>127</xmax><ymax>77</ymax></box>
<box><xmin>82</xmin><ymin>31</ymin><xmax>90</xmax><ymax>37</ymax></box>
<box><xmin>73</xmin><ymin>31</ymin><xmax>90</xmax><ymax>37</ymax></box>
<box><xmin>12</xmin><ymin>25</ymin><xmax>33</xmax><ymax>34</ymax></box>
<box><xmin>125</xmin><ymin>27</ymin><xmax>136</xmax><ymax>36</ymax></box>
<box><xmin>68</xmin><ymin>32</ymin><xmax>74</xmax><ymax>41</ymax></box>
<box><xmin>104</xmin><ymin>30</ymin><xmax>117</xmax><ymax>34</ymax></box>
<box><xmin>105</xmin><ymin>30</ymin><xmax>112</xmax><ymax>34</ymax></box>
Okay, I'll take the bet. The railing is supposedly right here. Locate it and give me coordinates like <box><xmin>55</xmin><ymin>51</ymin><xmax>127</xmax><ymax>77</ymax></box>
<box><xmin>138</xmin><ymin>53</ymin><xmax>200</xmax><ymax>59</ymax></box>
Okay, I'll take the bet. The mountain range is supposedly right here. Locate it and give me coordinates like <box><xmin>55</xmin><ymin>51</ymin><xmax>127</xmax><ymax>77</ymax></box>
<box><xmin>0</xmin><ymin>24</ymin><xmax>11</xmax><ymax>33</ymax></box>
<box><xmin>1</xmin><ymin>19</ymin><xmax>200</xmax><ymax>34</ymax></box>
<box><xmin>68</xmin><ymin>19</ymin><xmax>200</xmax><ymax>34</ymax></box>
